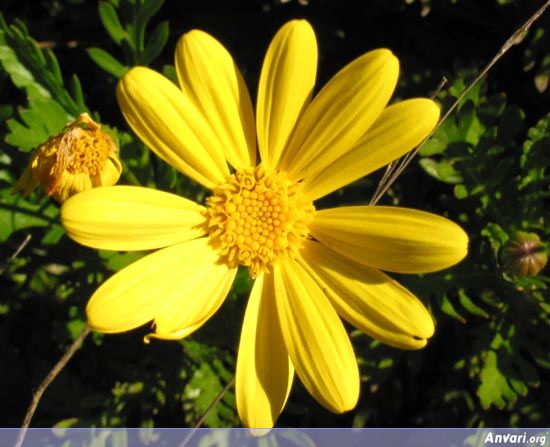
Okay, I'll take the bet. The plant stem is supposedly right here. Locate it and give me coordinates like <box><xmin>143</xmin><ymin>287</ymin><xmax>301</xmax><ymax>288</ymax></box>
<box><xmin>15</xmin><ymin>326</ymin><xmax>91</xmax><ymax>447</ymax></box>
<box><xmin>0</xmin><ymin>233</ymin><xmax>31</xmax><ymax>276</ymax></box>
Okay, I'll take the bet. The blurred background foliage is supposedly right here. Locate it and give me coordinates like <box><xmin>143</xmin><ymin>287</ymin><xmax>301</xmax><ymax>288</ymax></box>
<box><xmin>0</xmin><ymin>0</ymin><xmax>548</xmax><ymax>431</ymax></box>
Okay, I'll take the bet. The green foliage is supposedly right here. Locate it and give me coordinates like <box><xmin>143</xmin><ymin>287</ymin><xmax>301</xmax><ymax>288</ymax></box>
<box><xmin>413</xmin><ymin>75</ymin><xmax>549</xmax><ymax>417</ymax></box>
<box><xmin>88</xmin><ymin>0</ymin><xmax>169</xmax><ymax>77</ymax></box>
<box><xmin>0</xmin><ymin>14</ymin><xmax>86</xmax><ymax>116</ymax></box>
<box><xmin>5</xmin><ymin>98</ymin><xmax>69</xmax><ymax>151</ymax></box>
<box><xmin>0</xmin><ymin>190</ymin><xmax>58</xmax><ymax>242</ymax></box>
<box><xmin>182</xmin><ymin>340</ymin><xmax>237</xmax><ymax>427</ymax></box>
<box><xmin>0</xmin><ymin>14</ymin><xmax>85</xmax><ymax>152</ymax></box>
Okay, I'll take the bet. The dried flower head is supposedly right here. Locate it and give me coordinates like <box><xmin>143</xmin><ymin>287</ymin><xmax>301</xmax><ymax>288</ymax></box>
<box><xmin>13</xmin><ymin>113</ymin><xmax>122</xmax><ymax>202</ymax></box>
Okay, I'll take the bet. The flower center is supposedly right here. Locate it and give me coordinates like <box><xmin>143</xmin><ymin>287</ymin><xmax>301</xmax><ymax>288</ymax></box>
<box><xmin>60</xmin><ymin>114</ymin><xmax>116</xmax><ymax>175</ymax></box>
<box><xmin>206</xmin><ymin>166</ymin><xmax>314</xmax><ymax>278</ymax></box>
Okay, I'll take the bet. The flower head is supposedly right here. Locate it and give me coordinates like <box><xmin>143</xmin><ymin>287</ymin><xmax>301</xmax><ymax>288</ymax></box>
<box><xmin>60</xmin><ymin>20</ymin><xmax>468</xmax><ymax>427</ymax></box>
<box><xmin>14</xmin><ymin>113</ymin><xmax>122</xmax><ymax>202</ymax></box>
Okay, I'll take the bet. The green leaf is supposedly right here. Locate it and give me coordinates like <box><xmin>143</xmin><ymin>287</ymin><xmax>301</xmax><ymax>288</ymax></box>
<box><xmin>458</xmin><ymin>289</ymin><xmax>489</xmax><ymax>318</ymax></box>
<box><xmin>42</xmin><ymin>223</ymin><xmax>65</xmax><ymax>245</ymax></box>
<box><xmin>70</xmin><ymin>74</ymin><xmax>86</xmax><ymax>110</ymax></box>
<box><xmin>419</xmin><ymin>119</ymin><xmax>460</xmax><ymax>157</ymax></box>
<box><xmin>457</xmin><ymin>100</ymin><xmax>484</xmax><ymax>145</ymax></box>
<box><xmin>0</xmin><ymin>32</ymin><xmax>50</xmax><ymax>100</ymax></box>
<box><xmin>0</xmin><ymin>13</ymin><xmax>86</xmax><ymax>115</ymax></box>
<box><xmin>454</xmin><ymin>184</ymin><xmax>468</xmax><ymax>199</ymax></box>
<box><xmin>44</xmin><ymin>48</ymin><xmax>63</xmax><ymax>84</ymax></box>
<box><xmin>99</xmin><ymin>250</ymin><xmax>146</xmax><ymax>271</ymax></box>
<box><xmin>136</xmin><ymin>0</ymin><xmax>164</xmax><ymax>31</ymax></box>
<box><xmin>98</xmin><ymin>1</ymin><xmax>126</xmax><ymax>45</ymax></box>
<box><xmin>5</xmin><ymin>98</ymin><xmax>69</xmax><ymax>151</ymax></box>
<box><xmin>477</xmin><ymin>350</ymin><xmax>517</xmax><ymax>409</ymax></box>
<box><xmin>440</xmin><ymin>294</ymin><xmax>467</xmax><ymax>323</ymax></box>
<box><xmin>183</xmin><ymin>362</ymin><xmax>234</xmax><ymax>428</ymax></box>
<box><xmin>87</xmin><ymin>47</ymin><xmax>128</xmax><ymax>78</ymax></box>
<box><xmin>0</xmin><ymin>188</ymin><xmax>58</xmax><ymax>243</ymax></box>
<box><xmin>67</xmin><ymin>319</ymin><xmax>87</xmax><ymax>341</ymax></box>
<box><xmin>140</xmin><ymin>21</ymin><xmax>169</xmax><ymax>66</ymax></box>
<box><xmin>508</xmin><ymin>375</ymin><xmax>528</xmax><ymax>397</ymax></box>
<box><xmin>419</xmin><ymin>133</ymin><xmax>447</xmax><ymax>156</ymax></box>
<box><xmin>481</xmin><ymin>222</ymin><xmax>508</xmax><ymax>259</ymax></box>
<box><xmin>418</xmin><ymin>158</ymin><xmax>463</xmax><ymax>184</ymax></box>
<box><xmin>448</xmin><ymin>78</ymin><xmax>465</xmax><ymax>98</ymax></box>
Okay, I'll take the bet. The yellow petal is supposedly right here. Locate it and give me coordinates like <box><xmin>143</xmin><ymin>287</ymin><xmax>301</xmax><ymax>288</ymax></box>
<box><xmin>236</xmin><ymin>273</ymin><xmax>294</xmax><ymax>428</ymax></box>
<box><xmin>175</xmin><ymin>30</ymin><xmax>256</xmax><ymax>170</ymax></box>
<box><xmin>298</xmin><ymin>240</ymin><xmax>434</xmax><ymax>349</ymax></box>
<box><xmin>310</xmin><ymin>206</ymin><xmax>469</xmax><ymax>273</ymax></box>
<box><xmin>273</xmin><ymin>257</ymin><xmax>359</xmax><ymax>413</ymax></box>
<box><xmin>302</xmin><ymin>98</ymin><xmax>440</xmax><ymax>201</ymax></box>
<box><xmin>256</xmin><ymin>20</ymin><xmax>317</xmax><ymax>170</ymax></box>
<box><xmin>61</xmin><ymin>186</ymin><xmax>206</xmax><ymax>251</ymax></box>
<box><xmin>98</xmin><ymin>156</ymin><xmax>123</xmax><ymax>187</ymax></box>
<box><xmin>148</xmin><ymin>253</ymin><xmax>237</xmax><ymax>340</ymax></box>
<box><xmin>280</xmin><ymin>49</ymin><xmax>399</xmax><ymax>180</ymax></box>
<box><xmin>86</xmin><ymin>238</ymin><xmax>233</xmax><ymax>335</ymax></box>
<box><xmin>54</xmin><ymin>172</ymin><xmax>93</xmax><ymax>202</ymax></box>
<box><xmin>117</xmin><ymin>67</ymin><xmax>229</xmax><ymax>189</ymax></box>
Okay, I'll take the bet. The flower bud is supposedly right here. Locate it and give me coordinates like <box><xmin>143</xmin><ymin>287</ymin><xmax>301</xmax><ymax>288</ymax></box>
<box><xmin>500</xmin><ymin>232</ymin><xmax>547</xmax><ymax>277</ymax></box>
<box><xmin>13</xmin><ymin>113</ymin><xmax>122</xmax><ymax>202</ymax></box>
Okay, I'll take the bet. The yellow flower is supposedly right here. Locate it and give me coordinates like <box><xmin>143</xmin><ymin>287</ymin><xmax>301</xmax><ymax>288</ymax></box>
<box><xmin>60</xmin><ymin>21</ymin><xmax>468</xmax><ymax>427</ymax></box>
<box><xmin>14</xmin><ymin>113</ymin><xmax>122</xmax><ymax>202</ymax></box>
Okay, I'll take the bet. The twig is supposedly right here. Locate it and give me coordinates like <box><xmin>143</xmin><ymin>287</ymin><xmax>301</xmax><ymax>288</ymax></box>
<box><xmin>371</xmin><ymin>76</ymin><xmax>448</xmax><ymax>205</ymax></box>
<box><xmin>0</xmin><ymin>234</ymin><xmax>31</xmax><ymax>276</ymax></box>
<box><xmin>178</xmin><ymin>376</ymin><xmax>236</xmax><ymax>447</ymax></box>
<box><xmin>15</xmin><ymin>326</ymin><xmax>91</xmax><ymax>447</ymax></box>
<box><xmin>370</xmin><ymin>0</ymin><xmax>550</xmax><ymax>205</ymax></box>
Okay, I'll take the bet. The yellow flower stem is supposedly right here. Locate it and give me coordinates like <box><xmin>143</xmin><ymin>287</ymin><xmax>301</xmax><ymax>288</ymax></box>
<box><xmin>369</xmin><ymin>0</ymin><xmax>550</xmax><ymax>206</ymax></box>
<box><xmin>15</xmin><ymin>326</ymin><xmax>91</xmax><ymax>447</ymax></box>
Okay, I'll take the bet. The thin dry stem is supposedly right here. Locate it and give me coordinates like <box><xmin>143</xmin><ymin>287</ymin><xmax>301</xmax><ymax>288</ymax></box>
<box><xmin>371</xmin><ymin>76</ymin><xmax>448</xmax><ymax>204</ymax></box>
<box><xmin>370</xmin><ymin>0</ymin><xmax>550</xmax><ymax>205</ymax></box>
<box><xmin>178</xmin><ymin>376</ymin><xmax>236</xmax><ymax>447</ymax></box>
<box><xmin>15</xmin><ymin>326</ymin><xmax>91</xmax><ymax>447</ymax></box>
<box><xmin>0</xmin><ymin>234</ymin><xmax>31</xmax><ymax>276</ymax></box>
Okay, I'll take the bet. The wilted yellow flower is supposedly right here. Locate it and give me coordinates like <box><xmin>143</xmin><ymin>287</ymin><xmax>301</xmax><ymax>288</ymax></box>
<box><xmin>13</xmin><ymin>113</ymin><xmax>122</xmax><ymax>202</ymax></box>
<box><xmin>60</xmin><ymin>20</ymin><xmax>468</xmax><ymax>428</ymax></box>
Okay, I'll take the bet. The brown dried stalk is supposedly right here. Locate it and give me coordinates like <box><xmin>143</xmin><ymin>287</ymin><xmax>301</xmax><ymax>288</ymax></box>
<box><xmin>370</xmin><ymin>0</ymin><xmax>550</xmax><ymax>205</ymax></box>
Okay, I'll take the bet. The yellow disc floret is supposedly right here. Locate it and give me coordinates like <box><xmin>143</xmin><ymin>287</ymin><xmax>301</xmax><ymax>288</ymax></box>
<box><xmin>207</xmin><ymin>166</ymin><xmax>314</xmax><ymax>277</ymax></box>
